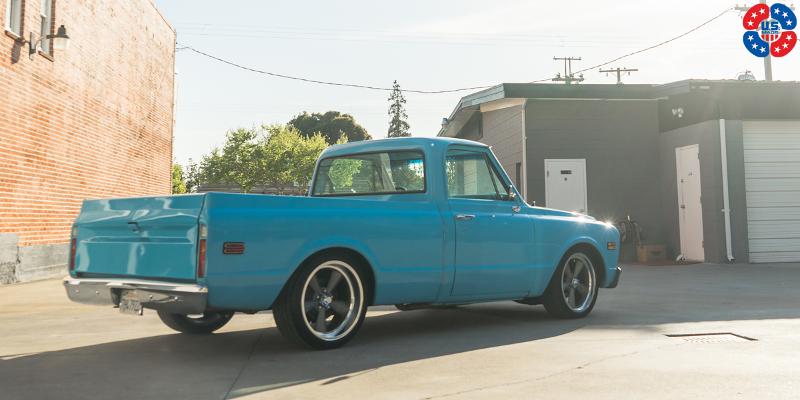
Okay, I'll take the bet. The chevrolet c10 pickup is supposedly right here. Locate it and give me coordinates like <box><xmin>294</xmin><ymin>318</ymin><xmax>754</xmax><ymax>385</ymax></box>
<box><xmin>64</xmin><ymin>137</ymin><xmax>621</xmax><ymax>349</ymax></box>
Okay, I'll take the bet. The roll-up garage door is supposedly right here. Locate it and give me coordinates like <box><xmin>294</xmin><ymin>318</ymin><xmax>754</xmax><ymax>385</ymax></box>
<box><xmin>743</xmin><ymin>121</ymin><xmax>800</xmax><ymax>263</ymax></box>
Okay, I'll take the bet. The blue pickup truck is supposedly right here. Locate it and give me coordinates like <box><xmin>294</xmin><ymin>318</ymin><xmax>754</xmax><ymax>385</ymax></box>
<box><xmin>64</xmin><ymin>137</ymin><xmax>621</xmax><ymax>349</ymax></box>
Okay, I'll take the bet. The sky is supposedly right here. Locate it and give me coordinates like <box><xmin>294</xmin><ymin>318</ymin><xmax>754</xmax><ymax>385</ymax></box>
<box><xmin>153</xmin><ymin>0</ymin><xmax>800</xmax><ymax>165</ymax></box>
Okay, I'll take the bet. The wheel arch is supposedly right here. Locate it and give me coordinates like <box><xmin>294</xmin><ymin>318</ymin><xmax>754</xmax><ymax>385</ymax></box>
<box><xmin>547</xmin><ymin>240</ymin><xmax>606</xmax><ymax>288</ymax></box>
<box><xmin>562</xmin><ymin>242</ymin><xmax>606</xmax><ymax>286</ymax></box>
<box><xmin>275</xmin><ymin>246</ymin><xmax>377</xmax><ymax>308</ymax></box>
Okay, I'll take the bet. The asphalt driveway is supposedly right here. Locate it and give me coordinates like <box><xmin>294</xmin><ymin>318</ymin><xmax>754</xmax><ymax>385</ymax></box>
<box><xmin>1</xmin><ymin>263</ymin><xmax>798</xmax><ymax>399</ymax></box>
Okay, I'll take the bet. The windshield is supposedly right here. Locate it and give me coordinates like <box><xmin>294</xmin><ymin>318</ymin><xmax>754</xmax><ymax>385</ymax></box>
<box><xmin>312</xmin><ymin>150</ymin><xmax>425</xmax><ymax>196</ymax></box>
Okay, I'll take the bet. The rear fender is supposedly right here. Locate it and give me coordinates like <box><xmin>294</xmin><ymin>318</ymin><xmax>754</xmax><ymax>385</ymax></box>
<box><xmin>275</xmin><ymin>237</ymin><xmax>381</xmax><ymax>305</ymax></box>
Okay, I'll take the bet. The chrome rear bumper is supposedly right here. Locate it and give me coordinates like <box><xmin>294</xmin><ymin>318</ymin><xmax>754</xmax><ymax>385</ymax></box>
<box><xmin>63</xmin><ymin>277</ymin><xmax>208</xmax><ymax>314</ymax></box>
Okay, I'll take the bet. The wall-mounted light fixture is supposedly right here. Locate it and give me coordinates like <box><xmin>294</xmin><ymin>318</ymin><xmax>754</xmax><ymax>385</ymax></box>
<box><xmin>25</xmin><ymin>25</ymin><xmax>70</xmax><ymax>59</ymax></box>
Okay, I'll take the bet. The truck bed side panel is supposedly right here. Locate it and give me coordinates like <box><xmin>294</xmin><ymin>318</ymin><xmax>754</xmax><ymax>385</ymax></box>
<box><xmin>201</xmin><ymin>193</ymin><xmax>445</xmax><ymax>310</ymax></box>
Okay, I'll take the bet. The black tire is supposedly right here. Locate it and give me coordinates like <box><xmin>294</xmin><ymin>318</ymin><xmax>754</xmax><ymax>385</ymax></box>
<box><xmin>157</xmin><ymin>310</ymin><xmax>234</xmax><ymax>334</ymax></box>
<box><xmin>273</xmin><ymin>253</ymin><xmax>368</xmax><ymax>350</ymax></box>
<box><xmin>542</xmin><ymin>249</ymin><xmax>599</xmax><ymax>319</ymax></box>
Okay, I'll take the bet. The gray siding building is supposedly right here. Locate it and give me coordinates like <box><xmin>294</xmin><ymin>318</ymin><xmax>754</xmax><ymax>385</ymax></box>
<box><xmin>439</xmin><ymin>80</ymin><xmax>800</xmax><ymax>264</ymax></box>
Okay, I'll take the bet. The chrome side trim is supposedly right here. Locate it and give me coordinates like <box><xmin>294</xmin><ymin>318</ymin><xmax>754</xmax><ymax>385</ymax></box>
<box><xmin>63</xmin><ymin>277</ymin><xmax>208</xmax><ymax>314</ymax></box>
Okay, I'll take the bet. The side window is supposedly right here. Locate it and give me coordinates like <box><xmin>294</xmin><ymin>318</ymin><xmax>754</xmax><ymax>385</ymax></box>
<box><xmin>445</xmin><ymin>149</ymin><xmax>508</xmax><ymax>200</ymax></box>
<box><xmin>5</xmin><ymin>0</ymin><xmax>23</xmax><ymax>36</ymax></box>
<box><xmin>312</xmin><ymin>151</ymin><xmax>425</xmax><ymax>196</ymax></box>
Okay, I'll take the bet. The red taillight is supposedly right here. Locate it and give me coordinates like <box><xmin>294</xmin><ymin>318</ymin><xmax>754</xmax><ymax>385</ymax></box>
<box><xmin>198</xmin><ymin>238</ymin><xmax>207</xmax><ymax>278</ymax></box>
<box><xmin>68</xmin><ymin>238</ymin><xmax>77</xmax><ymax>271</ymax></box>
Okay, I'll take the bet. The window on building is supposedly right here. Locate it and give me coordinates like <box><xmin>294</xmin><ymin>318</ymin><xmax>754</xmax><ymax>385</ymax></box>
<box><xmin>40</xmin><ymin>0</ymin><xmax>53</xmax><ymax>54</ymax></box>
<box><xmin>5</xmin><ymin>0</ymin><xmax>23</xmax><ymax>36</ymax></box>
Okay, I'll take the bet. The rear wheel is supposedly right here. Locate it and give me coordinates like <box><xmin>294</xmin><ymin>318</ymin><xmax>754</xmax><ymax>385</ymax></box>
<box><xmin>273</xmin><ymin>255</ymin><xmax>367</xmax><ymax>350</ymax></box>
<box><xmin>543</xmin><ymin>251</ymin><xmax>598</xmax><ymax>319</ymax></box>
<box><xmin>157</xmin><ymin>311</ymin><xmax>234</xmax><ymax>334</ymax></box>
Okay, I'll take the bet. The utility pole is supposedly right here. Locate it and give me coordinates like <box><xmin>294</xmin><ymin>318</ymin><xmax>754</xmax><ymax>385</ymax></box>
<box><xmin>599</xmin><ymin>67</ymin><xmax>639</xmax><ymax>84</ymax></box>
<box><xmin>552</xmin><ymin>56</ymin><xmax>584</xmax><ymax>84</ymax></box>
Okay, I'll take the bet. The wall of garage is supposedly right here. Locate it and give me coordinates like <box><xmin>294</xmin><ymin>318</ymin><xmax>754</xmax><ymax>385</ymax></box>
<box><xmin>721</xmin><ymin>120</ymin><xmax>750</xmax><ymax>263</ymax></box>
<box><xmin>658</xmin><ymin>82</ymin><xmax>800</xmax><ymax>263</ymax></box>
<box><xmin>524</xmin><ymin>99</ymin><xmax>664</xmax><ymax>261</ymax></box>
<box><xmin>657</xmin><ymin>120</ymin><xmax>739</xmax><ymax>264</ymax></box>
<box><xmin>449</xmin><ymin>80</ymin><xmax>800</xmax><ymax>264</ymax></box>
<box><xmin>480</xmin><ymin>105</ymin><xmax>524</xmax><ymax>193</ymax></box>
<box><xmin>657</xmin><ymin>119</ymin><xmax>800</xmax><ymax>264</ymax></box>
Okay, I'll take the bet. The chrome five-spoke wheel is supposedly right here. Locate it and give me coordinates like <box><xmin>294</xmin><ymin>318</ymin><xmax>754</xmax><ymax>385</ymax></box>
<box><xmin>273</xmin><ymin>255</ymin><xmax>368</xmax><ymax>349</ymax></box>
<box><xmin>543</xmin><ymin>250</ymin><xmax>599</xmax><ymax>318</ymax></box>
<box><xmin>301</xmin><ymin>262</ymin><xmax>363</xmax><ymax>341</ymax></box>
<box><xmin>560</xmin><ymin>253</ymin><xmax>596</xmax><ymax>313</ymax></box>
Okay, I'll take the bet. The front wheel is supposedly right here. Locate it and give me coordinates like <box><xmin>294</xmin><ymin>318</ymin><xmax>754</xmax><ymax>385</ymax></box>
<box><xmin>157</xmin><ymin>311</ymin><xmax>234</xmax><ymax>334</ymax></box>
<box><xmin>542</xmin><ymin>251</ymin><xmax>599</xmax><ymax>319</ymax></box>
<box><xmin>273</xmin><ymin>255</ymin><xmax>368</xmax><ymax>350</ymax></box>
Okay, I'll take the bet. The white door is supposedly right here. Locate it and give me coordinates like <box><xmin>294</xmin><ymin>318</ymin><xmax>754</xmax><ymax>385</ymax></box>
<box><xmin>675</xmin><ymin>145</ymin><xmax>704</xmax><ymax>261</ymax></box>
<box><xmin>743</xmin><ymin>121</ymin><xmax>800</xmax><ymax>263</ymax></box>
<box><xmin>545</xmin><ymin>159</ymin><xmax>587</xmax><ymax>213</ymax></box>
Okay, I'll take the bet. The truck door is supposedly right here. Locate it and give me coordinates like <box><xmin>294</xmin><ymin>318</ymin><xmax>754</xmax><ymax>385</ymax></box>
<box><xmin>444</xmin><ymin>148</ymin><xmax>531</xmax><ymax>298</ymax></box>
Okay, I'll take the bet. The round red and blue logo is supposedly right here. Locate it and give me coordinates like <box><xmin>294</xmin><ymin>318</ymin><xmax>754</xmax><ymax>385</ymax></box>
<box><xmin>742</xmin><ymin>3</ymin><xmax>796</xmax><ymax>57</ymax></box>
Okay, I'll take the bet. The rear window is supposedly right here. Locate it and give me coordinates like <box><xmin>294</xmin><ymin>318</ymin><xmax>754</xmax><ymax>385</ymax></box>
<box><xmin>312</xmin><ymin>151</ymin><xmax>425</xmax><ymax>196</ymax></box>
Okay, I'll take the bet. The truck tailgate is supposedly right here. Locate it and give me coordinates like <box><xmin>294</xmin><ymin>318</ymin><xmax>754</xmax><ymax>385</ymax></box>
<box><xmin>72</xmin><ymin>194</ymin><xmax>205</xmax><ymax>281</ymax></box>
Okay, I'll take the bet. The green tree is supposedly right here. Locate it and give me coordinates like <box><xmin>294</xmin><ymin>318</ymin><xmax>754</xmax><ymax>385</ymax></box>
<box><xmin>261</xmin><ymin>125</ymin><xmax>328</xmax><ymax>193</ymax></box>
<box><xmin>172</xmin><ymin>164</ymin><xmax>187</xmax><ymax>194</ymax></box>
<box><xmin>289</xmin><ymin>111</ymin><xmax>371</xmax><ymax>144</ymax></box>
<box><xmin>293</xmin><ymin>131</ymin><xmax>330</xmax><ymax>189</ymax></box>
<box><xmin>387</xmin><ymin>80</ymin><xmax>410</xmax><ymax>137</ymax></box>
<box><xmin>192</xmin><ymin>124</ymin><xmax>334</xmax><ymax>194</ymax></box>
<box><xmin>200</xmin><ymin>127</ymin><xmax>265</xmax><ymax>193</ymax></box>
<box><xmin>183</xmin><ymin>160</ymin><xmax>201</xmax><ymax>193</ymax></box>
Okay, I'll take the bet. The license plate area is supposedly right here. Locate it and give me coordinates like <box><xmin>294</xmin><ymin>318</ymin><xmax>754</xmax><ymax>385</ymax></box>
<box><xmin>118</xmin><ymin>290</ymin><xmax>143</xmax><ymax>316</ymax></box>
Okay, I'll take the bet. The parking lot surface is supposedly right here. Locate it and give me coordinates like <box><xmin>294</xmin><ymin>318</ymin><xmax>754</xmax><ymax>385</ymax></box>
<box><xmin>1</xmin><ymin>263</ymin><xmax>798</xmax><ymax>399</ymax></box>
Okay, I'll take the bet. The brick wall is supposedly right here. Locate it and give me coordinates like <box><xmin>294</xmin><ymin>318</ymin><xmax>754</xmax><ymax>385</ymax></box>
<box><xmin>0</xmin><ymin>0</ymin><xmax>175</xmax><ymax>281</ymax></box>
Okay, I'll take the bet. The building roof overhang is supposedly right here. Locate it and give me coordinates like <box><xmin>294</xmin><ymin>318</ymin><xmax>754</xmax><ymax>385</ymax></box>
<box><xmin>438</xmin><ymin>79</ymin><xmax>800</xmax><ymax>137</ymax></box>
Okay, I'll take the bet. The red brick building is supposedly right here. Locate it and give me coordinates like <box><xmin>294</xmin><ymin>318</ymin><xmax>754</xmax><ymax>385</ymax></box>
<box><xmin>0</xmin><ymin>0</ymin><xmax>175</xmax><ymax>283</ymax></box>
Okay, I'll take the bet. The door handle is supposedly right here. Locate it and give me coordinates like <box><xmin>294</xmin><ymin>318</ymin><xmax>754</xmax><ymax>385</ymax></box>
<box><xmin>455</xmin><ymin>214</ymin><xmax>476</xmax><ymax>221</ymax></box>
<box><xmin>512</xmin><ymin>205</ymin><xmax>521</xmax><ymax>213</ymax></box>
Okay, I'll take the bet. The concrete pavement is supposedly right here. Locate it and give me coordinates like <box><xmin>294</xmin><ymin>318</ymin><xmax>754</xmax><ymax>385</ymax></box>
<box><xmin>1</xmin><ymin>263</ymin><xmax>798</xmax><ymax>399</ymax></box>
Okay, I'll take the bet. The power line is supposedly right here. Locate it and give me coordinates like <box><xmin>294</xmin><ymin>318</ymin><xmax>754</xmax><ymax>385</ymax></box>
<box><xmin>176</xmin><ymin>7</ymin><xmax>734</xmax><ymax>95</ymax></box>
<box><xmin>176</xmin><ymin>44</ymin><xmax>493</xmax><ymax>94</ymax></box>
<box><xmin>567</xmin><ymin>7</ymin><xmax>734</xmax><ymax>76</ymax></box>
